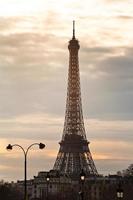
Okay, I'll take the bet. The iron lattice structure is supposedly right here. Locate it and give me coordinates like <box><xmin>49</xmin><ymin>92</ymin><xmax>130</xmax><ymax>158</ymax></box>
<box><xmin>53</xmin><ymin>22</ymin><xmax>98</xmax><ymax>177</ymax></box>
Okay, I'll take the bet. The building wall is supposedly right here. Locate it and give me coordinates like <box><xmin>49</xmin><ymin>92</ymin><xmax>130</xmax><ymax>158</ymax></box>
<box><xmin>16</xmin><ymin>172</ymin><xmax>133</xmax><ymax>200</ymax></box>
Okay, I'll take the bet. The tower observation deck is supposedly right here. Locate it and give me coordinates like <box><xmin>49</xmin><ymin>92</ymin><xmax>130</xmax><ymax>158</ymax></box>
<box><xmin>53</xmin><ymin>22</ymin><xmax>98</xmax><ymax>177</ymax></box>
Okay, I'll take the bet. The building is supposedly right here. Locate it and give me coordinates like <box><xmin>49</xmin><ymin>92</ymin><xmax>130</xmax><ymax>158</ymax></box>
<box><xmin>17</xmin><ymin>172</ymin><xmax>133</xmax><ymax>200</ymax></box>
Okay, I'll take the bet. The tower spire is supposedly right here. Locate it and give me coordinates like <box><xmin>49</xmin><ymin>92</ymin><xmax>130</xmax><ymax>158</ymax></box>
<box><xmin>73</xmin><ymin>20</ymin><xmax>75</xmax><ymax>39</ymax></box>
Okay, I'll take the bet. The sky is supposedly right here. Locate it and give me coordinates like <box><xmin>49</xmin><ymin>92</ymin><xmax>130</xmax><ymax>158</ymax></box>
<box><xmin>0</xmin><ymin>0</ymin><xmax>133</xmax><ymax>181</ymax></box>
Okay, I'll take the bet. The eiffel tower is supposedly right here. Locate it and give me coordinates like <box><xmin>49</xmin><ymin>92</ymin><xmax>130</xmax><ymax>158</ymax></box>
<box><xmin>53</xmin><ymin>22</ymin><xmax>98</xmax><ymax>177</ymax></box>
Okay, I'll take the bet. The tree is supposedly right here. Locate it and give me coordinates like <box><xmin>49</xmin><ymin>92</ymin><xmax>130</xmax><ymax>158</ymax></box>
<box><xmin>0</xmin><ymin>182</ymin><xmax>23</xmax><ymax>200</ymax></box>
<box><xmin>117</xmin><ymin>164</ymin><xmax>133</xmax><ymax>177</ymax></box>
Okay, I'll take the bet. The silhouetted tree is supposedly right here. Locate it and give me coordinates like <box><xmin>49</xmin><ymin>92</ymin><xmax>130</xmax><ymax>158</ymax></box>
<box><xmin>0</xmin><ymin>182</ymin><xmax>23</xmax><ymax>200</ymax></box>
<box><xmin>117</xmin><ymin>164</ymin><xmax>133</xmax><ymax>177</ymax></box>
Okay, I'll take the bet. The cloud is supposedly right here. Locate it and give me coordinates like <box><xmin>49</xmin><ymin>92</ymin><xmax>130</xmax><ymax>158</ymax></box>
<box><xmin>0</xmin><ymin>17</ymin><xmax>21</xmax><ymax>31</ymax></box>
<box><xmin>0</xmin><ymin>115</ymin><xmax>133</xmax><ymax>178</ymax></box>
<box><xmin>79</xmin><ymin>46</ymin><xmax>133</xmax><ymax>120</ymax></box>
<box><xmin>117</xmin><ymin>15</ymin><xmax>133</xmax><ymax>20</ymax></box>
<box><xmin>102</xmin><ymin>0</ymin><xmax>130</xmax><ymax>4</ymax></box>
<box><xmin>0</xmin><ymin>21</ymin><xmax>68</xmax><ymax>118</ymax></box>
<box><xmin>97</xmin><ymin>50</ymin><xmax>133</xmax><ymax>80</ymax></box>
<box><xmin>96</xmin><ymin>159</ymin><xmax>130</xmax><ymax>175</ymax></box>
<box><xmin>0</xmin><ymin>113</ymin><xmax>63</xmax><ymax>141</ymax></box>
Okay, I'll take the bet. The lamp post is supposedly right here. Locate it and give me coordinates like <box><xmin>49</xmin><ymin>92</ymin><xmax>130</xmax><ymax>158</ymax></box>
<box><xmin>117</xmin><ymin>183</ymin><xmax>124</xmax><ymax>199</ymax></box>
<box><xmin>6</xmin><ymin>142</ymin><xmax>45</xmax><ymax>200</ymax></box>
<box><xmin>46</xmin><ymin>173</ymin><xmax>50</xmax><ymax>200</ymax></box>
<box><xmin>80</xmin><ymin>169</ymin><xmax>85</xmax><ymax>200</ymax></box>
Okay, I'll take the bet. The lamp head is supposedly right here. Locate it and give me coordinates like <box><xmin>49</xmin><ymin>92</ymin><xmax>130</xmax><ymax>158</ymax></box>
<box><xmin>80</xmin><ymin>169</ymin><xmax>85</xmax><ymax>181</ymax></box>
<box><xmin>117</xmin><ymin>183</ymin><xmax>124</xmax><ymax>198</ymax></box>
<box><xmin>46</xmin><ymin>173</ymin><xmax>50</xmax><ymax>182</ymax></box>
<box><xmin>39</xmin><ymin>143</ymin><xmax>45</xmax><ymax>149</ymax></box>
<box><xmin>6</xmin><ymin>144</ymin><xmax>13</xmax><ymax>150</ymax></box>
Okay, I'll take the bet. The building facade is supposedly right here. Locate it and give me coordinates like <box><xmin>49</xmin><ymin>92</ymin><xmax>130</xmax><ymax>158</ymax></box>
<box><xmin>16</xmin><ymin>171</ymin><xmax>133</xmax><ymax>200</ymax></box>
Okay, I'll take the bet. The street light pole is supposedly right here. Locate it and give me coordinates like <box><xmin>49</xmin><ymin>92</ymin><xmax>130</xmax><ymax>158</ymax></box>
<box><xmin>80</xmin><ymin>169</ymin><xmax>85</xmax><ymax>200</ymax></box>
<box><xmin>6</xmin><ymin>143</ymin><xmax>45</xmax><ymax>200</ymax></box>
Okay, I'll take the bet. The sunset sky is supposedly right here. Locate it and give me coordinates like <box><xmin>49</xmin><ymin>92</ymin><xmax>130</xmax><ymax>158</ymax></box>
<box><xmin>0</xmin><ymin>0</ymin><xmax>133</xmax><ymax>181</ymax></box>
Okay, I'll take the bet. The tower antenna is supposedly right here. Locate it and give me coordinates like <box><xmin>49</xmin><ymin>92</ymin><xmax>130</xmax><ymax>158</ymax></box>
<box><xmin>73</xmin><ymin>20</ymin><xmax>75</xmax><ymax>39</ymax></box>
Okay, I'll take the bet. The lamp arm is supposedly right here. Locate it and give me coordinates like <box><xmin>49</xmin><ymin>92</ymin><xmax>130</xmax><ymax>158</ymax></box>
<box><xmin>25</xmin><ymin>143</ymin><xmax>40</xmax><ymax>156</ymax></box>
<box><xmin>12</xmin><ymin>144</ymin><xmax>26</xmax><ymax>156</ymax></box>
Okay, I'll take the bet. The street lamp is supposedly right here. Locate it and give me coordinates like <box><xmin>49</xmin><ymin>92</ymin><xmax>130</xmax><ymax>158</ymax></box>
<box><xmin>6</xmin><ymin>143</ymin><xmax>45</xmax><ymax>200</ymax></box>
<box><xmin>46</xmin><ymin>173</ymin><xmax>50</xmax><ymax>200</ymax></box>
<box><xmin>80</xmin><ymin>169</ymin><xmax>86</xmax><ymax>200</ymax></box>
<box><xmin>117</xmin><ymin>183</ymin><xmax>124</xmax><ymax>199</ymax></box>
<box><xmin>80</xmin><ymin>169</ymin><xmax>85</xmax><ymax>182</ymax></box>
